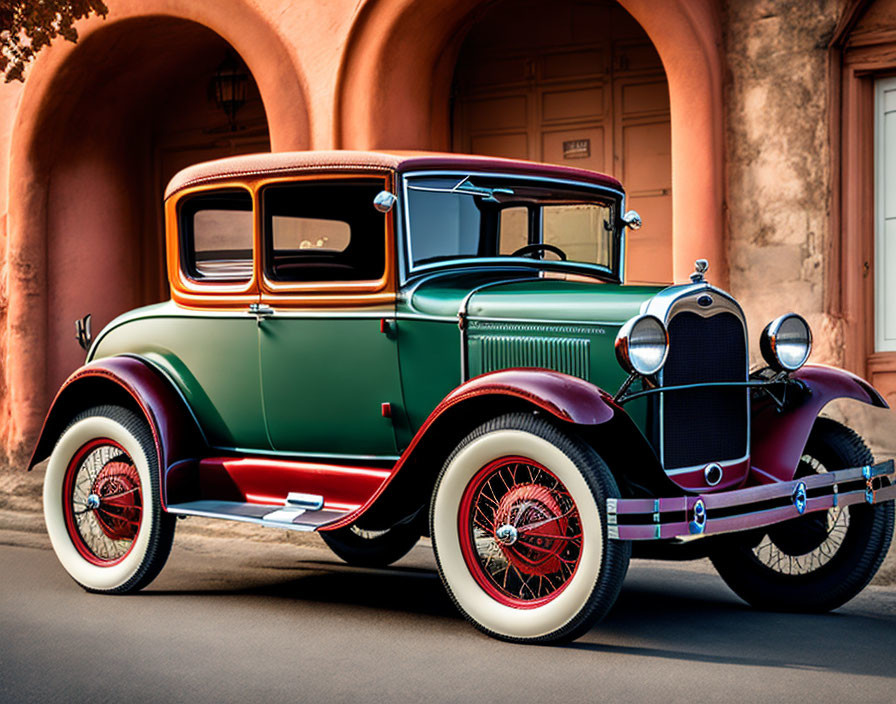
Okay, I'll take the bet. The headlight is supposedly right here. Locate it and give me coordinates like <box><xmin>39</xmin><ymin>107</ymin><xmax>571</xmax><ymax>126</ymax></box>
<box><xmin>760</xmin><ymin>313</ymin><xmax>812</xmax><ymax>372</ymax></box>
<box><xmin>615</xmin><ymin>314</ymin><xmax>669</xmax><ymax>376</ymax></box>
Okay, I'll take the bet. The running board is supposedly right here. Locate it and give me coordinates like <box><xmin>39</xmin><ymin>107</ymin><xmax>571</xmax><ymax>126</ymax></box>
<box><xmin>166</xmin><ymin>494</ymin><xmax>343</xmax><ymax>532</ymax></box>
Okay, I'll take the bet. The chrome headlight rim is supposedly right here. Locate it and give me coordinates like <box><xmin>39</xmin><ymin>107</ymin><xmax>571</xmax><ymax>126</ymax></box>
<box><xmin>615</xmin><ymin>314</ymin><xmax>669</xmax><ymax>377</ymax></box>
<box><xmin>760</xmin><ymin>313</ymin><xmax>812</xmax><ymax>372</ymax></box>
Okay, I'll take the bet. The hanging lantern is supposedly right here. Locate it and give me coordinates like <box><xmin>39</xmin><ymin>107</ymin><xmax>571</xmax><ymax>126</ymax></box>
<box><xmin>212</xmin><ymin>53</ymin><xmax>248</xmax><ymax>130</ymax></box>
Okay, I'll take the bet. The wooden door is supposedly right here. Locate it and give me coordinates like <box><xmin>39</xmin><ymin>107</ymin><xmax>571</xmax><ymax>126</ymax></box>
<box><xmin>452</xmin><ymin>0</ymin><xmax>671</xmax><ymax>283</ymax></box>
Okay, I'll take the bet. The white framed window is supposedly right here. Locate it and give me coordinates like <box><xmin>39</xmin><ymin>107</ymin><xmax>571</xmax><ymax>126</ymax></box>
<box><xmin>875</xmin><ymin>77</ymin><xmax>896</xmax><ymax>352</ymax></box>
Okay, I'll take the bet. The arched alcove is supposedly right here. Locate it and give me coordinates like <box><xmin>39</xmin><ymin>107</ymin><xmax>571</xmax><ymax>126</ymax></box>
<box><xmin>335</xmin><ymin>0</ymin><xmax>724</xmax><ymax>284</ymax></box>
<box><xmin>6</xmin><ymin>1</ymin><xmax>310</xmax><ymax>456</ymax></box>
<box><xmin>451</xmin><ymin>0</ymin><xmax>673</xmax><ymax>283</ymax></box>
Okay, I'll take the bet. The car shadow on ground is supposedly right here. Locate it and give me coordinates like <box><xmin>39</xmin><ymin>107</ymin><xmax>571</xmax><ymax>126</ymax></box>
<box><xmin>142</xmin><ymin>552</ymin><xmax>896</xmax><ymax>678</ymax></box>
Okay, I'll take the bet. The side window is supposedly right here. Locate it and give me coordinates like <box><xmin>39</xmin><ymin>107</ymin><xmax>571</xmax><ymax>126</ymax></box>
<box><xmin>263</xmin><ymin>180</ymin><xmax>386</xmax><ymax>282</ymax></box>
<box><xmin>180</xmin><ymin>190</ymin><xmax>253</xmax><ymax>282</ymax></box>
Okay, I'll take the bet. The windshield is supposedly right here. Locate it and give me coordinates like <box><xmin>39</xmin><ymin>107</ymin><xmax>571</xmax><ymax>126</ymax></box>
<box><xmin>403</xmin><ymin>173</ymin><xmax>620</xmax><ymax>277</ymax></box>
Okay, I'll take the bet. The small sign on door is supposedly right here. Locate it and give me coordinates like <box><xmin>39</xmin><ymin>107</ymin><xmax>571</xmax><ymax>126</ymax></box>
<box><xmin>562</xmin><ymin>139</ymin><xmax>591</xmax><ymax>159</ymax></box>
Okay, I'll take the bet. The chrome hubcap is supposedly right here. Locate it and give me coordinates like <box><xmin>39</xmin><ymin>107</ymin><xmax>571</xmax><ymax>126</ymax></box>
<box><xmin>495</xmin><ymin>524</ymin><xmax>518</xmax><ymax>545</ymax></box>
<box><xmin>86</xmin><ymin>493</ymin><xmax>101</xmax><ymax>510</ymax></box>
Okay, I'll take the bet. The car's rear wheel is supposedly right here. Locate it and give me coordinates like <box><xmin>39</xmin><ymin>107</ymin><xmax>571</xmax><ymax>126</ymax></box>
<box><xmin>711</xmin><ymin>418</ymin><xmax>894</xmax><ymax>612</ymax></box>
<box><xmin>320</xmin><ymin>520</ymin><xmax>421</xmax><ymax>567</ymax></box>
<box><xmin>430</xmin><ymin>413</ymin><xmax>630</xmax><ymax>643</ymax></box>
<box><xmin>43</xmin><ymin>405</ymin><xmax>175</xmax><ymax>593</ymax></box>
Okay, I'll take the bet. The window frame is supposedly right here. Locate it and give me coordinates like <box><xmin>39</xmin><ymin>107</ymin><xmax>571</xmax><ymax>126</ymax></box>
<box><xmin>874</xmin><ymin>76</ymin><xmax>896</xmax><ymax>353</ymax></box>
<box><xmin>178</xmin><ymin>188</ymin><xmax>255</xmax><ymax>284</ymax></box>
<box><xmin>398</xmin><ymin>169</ymin><xmax>626</xmax><ymax>285</ymax></box>
<box><xmin>257</xmin><ymin>172</ymin><xmax>396</xmax><ymax>305</ymax></box>
<box><xmin>167</xmin><ymin>182</ymin><xmax>259</xmax><ymax>310</ymax></box>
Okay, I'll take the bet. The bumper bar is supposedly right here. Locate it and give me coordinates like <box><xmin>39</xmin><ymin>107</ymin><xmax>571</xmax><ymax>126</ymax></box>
<box><xmin>608</xmin><ymin>460</ymin><xmax>896</xmax><ymax>541</ymax></box>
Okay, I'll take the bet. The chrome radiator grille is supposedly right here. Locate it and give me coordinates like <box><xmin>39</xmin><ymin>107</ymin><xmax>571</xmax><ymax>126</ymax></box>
<box><xmin>660</xmin><ymin>310</ymin><xmax>748</xmax><ymax>470</ymax></box>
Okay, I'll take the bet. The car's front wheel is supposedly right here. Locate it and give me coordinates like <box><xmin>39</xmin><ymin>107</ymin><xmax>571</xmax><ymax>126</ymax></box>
<box><xmin>711</xmin><ymin>418</ymin><xmax>894</xmax><ymax>612</ymax></box>
<box><xmin>43</xmin><ymin>405</ymin><xmax>175</xmax><ymax>593</ymax></box>
<box><xmin>430</xmin><ymin>413</ymin><xmax>630</xmax><ymax>643</ymax></box>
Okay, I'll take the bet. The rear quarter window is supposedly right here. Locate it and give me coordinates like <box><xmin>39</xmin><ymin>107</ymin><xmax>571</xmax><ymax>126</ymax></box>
<box><xmin>179</xmin><ymin>190</ymin><xmax>253</xmax><ymax>282</ymax></box>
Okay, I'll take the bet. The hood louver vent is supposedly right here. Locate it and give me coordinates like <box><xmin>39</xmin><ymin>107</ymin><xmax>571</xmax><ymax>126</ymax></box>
<box><xmin>477</xmin><ymin>335</ymin><xmax>590</xmax><ymax>379</ymax></box>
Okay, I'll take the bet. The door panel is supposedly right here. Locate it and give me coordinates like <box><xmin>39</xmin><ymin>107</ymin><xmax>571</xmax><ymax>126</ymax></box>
<box><xmin>259</xmin><ymin>314</ymin><xmax>403</xmax><ymax>456</ymax></box>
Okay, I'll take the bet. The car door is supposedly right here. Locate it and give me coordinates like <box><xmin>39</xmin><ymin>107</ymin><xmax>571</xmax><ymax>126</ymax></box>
<box><xmin>256</xmin><ymin>175</ymin><xmax>406</xmax><ymax>458</ymax></box>
<box><xmin>155</xmin><ymin>185</ymin><xmax>269</xmax><ymax>451</ymax></box>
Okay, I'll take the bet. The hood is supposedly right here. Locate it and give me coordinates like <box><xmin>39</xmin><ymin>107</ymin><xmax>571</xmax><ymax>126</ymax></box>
<box><xmin>404</xmin><ymin>269</ymin><xmax>663</xmax><ymax>325</ymax></box>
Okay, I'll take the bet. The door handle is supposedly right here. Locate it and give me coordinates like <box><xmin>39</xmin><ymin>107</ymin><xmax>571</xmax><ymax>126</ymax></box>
<box><xmin>248</xmin><ymin>303</ymin><xmax>275</xmax><ymax>318</ymax></box>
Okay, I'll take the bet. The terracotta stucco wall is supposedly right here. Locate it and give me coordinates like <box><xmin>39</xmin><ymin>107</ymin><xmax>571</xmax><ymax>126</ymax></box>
<box><xmin>1</xmin><ymin>0</ymin><xmax>892</xmax><ymax>464</ymax></box>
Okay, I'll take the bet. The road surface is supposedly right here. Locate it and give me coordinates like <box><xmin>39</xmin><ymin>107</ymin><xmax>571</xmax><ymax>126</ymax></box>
<box><xmin>2</xmin><ymin>526</ymin><xmax>895</xmax><ymax>703</ymax></box>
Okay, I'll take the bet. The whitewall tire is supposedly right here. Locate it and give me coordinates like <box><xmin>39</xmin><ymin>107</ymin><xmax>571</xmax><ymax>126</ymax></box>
<box><xmin>43</xmin><ymin>405</ymin><xmax>175</xmax><ymax>593</ymax></box>
<box><xmin>430</xmin><ymin>413</ymin><xmax>630</xmax><ymax>643</ymax></box>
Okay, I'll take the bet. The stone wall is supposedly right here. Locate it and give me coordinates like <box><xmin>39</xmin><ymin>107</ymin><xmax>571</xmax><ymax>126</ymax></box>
<box><xmin>723</xmin><ymin>0</ymin><xmax>896</xmax><ymax>457</ymax></box>
<box><xmin>724</xmin><ymin>0</ymin><xmax>842</xmax><ymax>364</ymax></box>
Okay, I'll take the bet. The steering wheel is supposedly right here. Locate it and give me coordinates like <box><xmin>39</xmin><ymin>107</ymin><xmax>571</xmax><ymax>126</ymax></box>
<box><xmin>511</xmin><ymin>243</ymin><xmax>568</xmax><ymax>260</ymax></box>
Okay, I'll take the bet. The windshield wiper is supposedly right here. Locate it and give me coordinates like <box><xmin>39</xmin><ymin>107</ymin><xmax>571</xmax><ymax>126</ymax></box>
<box><xmin>407</xmin><ymin>176</ymin><xmax>514</xmax><ymax>202</ymax></box>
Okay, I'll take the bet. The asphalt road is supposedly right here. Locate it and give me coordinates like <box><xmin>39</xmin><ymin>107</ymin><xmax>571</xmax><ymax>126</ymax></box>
<box><xmin>2</xmin><ymin>530</ymin><xmax>896</xmax><ymax>704</ymax></box>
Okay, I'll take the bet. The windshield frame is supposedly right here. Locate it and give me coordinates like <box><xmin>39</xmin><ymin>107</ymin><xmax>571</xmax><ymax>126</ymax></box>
<box><xmin>398</xmin><ymin>169</ymin><xmax>627</xmax><ymax>285</ymax></box>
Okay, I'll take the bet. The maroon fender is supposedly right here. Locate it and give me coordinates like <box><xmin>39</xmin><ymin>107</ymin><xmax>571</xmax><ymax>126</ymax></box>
<box><xmin>322</xmin><ymin>368</ymin><xmax>619</xmax><ymax>531</ymax></box>
<box><xmin>435</xmin><ymin>368</ymin><xmax>617</xmax><ymax>425</ymax></box>
<box><xmin>750</xmin><ymin>364</ymin><xmax>888</xmax><ymax>484</ymax></box>
<box><xmin>27</xmin><ymin>355</ymin><xmax>204</xmax><ymax>508</ymax></box>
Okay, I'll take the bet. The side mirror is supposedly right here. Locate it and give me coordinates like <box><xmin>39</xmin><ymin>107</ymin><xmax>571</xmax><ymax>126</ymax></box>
<box><xmin>373</xmin><ymin>191</ymin><xmax>397</xmax><ymax>213</ymax></box>
<box><xmin>621</xmin><ymin>210</ymin><xmax>642</xmax><ymax>230</ymax></box>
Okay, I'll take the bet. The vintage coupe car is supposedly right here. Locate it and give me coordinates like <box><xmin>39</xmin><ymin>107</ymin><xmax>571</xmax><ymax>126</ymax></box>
<box><xmin>30</xmin><ymin>151</ymin><xmax>895</xmax><ymax>643</ymax></box>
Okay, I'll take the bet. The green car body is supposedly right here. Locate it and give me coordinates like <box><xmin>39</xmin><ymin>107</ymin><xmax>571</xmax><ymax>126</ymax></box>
<box><xmin>89</xmin><ymin>278</ymin><xmax>660</xmax><ymax>458</ymax></box>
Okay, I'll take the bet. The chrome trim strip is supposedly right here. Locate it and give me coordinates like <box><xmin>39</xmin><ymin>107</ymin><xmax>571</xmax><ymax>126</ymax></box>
<box><xmin>664</xmin><ymin>456</ymin><xmax>747</xmax><ymax>477</ymax></box>
<box><xmin>286</xmin><ymin>492</ymin><xmax>325</xmax><ymax>510</ymax></box>
<box><xmin>467</xmin><ymin>315</ymin><xmax>620</xmax><ymax>328</ymax></box>
<box><xmin>166</xmin><ymin>506</ymin><xmax>318</xmax><ymax>532</ymax></box>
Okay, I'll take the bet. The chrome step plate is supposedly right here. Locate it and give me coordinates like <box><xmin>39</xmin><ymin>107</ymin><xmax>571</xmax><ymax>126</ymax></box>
<box><xmin>166</xmin><ymin>499</ymin><xmax>343</xmax><ymax>531</ymax></box>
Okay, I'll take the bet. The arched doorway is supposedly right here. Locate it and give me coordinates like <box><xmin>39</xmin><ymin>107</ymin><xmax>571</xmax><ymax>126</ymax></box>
<box><xmin>37</xmin><ymin>18</ymin><xmax>270</xmax><ymax>394</ymax></box>
<box><xmin>452</xmin><ymin>0</ymin><xmax>672</xmax><ymax>283</ymax></box>
<box><xmin>336</xmin><ymin>0</ymin><xmax>722</xmax><ymax>289</ymax></box>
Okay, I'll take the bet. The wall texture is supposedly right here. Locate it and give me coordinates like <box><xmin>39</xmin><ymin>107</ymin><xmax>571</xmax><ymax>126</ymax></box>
<box><xmin>724</xmin><ymin>0</ymin><xmax>843</xmax><ymax>363</ymax></box>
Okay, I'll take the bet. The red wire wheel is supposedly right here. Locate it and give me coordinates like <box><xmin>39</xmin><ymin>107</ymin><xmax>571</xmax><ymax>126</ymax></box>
<box><xmin>458</xmin><ymin>456</ymin><xmax>583</xmax><ymax>608</ymax></box>
<box><xmin>62</xmin><ymin>438</ymin><xmax>143</xmax><ymax>566</ymax></box>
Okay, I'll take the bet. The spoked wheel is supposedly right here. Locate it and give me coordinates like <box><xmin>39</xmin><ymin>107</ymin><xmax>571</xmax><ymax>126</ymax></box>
<box><xmin>431</xmin><ymin>413</ymin><xmax>630</xmax><ymax>643</ymax></box>
<box><xmin>63</xmin><ymin>439</ymin><xmax>144</xmax><ymax>565</ymax></box>
<box><xmin>43</xmin><ymin>406</ymin><xmax>175</xmax><ymax>593</ymax></box>
<box><xmin>459</xmin><ymin>457</ymin><xmax>583</xmax><ymax>607</ymax></box>
<box><xmin>711</xmin><ymin>418</ymin><xmax>894</xmax><ymax>612</ymax></box>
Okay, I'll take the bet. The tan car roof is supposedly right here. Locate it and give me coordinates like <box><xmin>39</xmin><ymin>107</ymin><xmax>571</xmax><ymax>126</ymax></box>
<box><xmin>164</xmin><ymin>150</ymin><xmax>623</xmax><ymax>199</ymax></box>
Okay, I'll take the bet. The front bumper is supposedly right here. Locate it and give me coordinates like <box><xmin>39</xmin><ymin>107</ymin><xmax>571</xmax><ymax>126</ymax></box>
<box><xmin>608</xmin><ymin>460</ymin><xmax>896</xmax><ymax>541</ymax></box>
